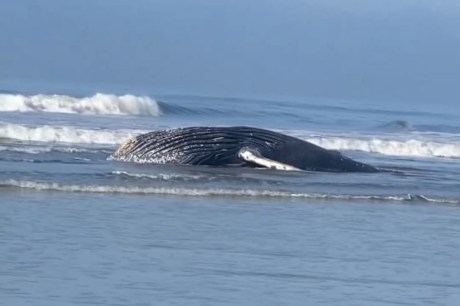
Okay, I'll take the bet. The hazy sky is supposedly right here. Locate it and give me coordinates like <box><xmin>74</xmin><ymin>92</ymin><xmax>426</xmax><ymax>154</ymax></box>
<box><xmin>0</xmin><ymin>0</ymin><xmax>459</xmax><ymax>107</ymax></box>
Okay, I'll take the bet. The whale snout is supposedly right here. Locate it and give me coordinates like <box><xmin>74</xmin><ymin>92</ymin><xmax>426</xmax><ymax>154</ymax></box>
<box><xmin>112</xmin><ymin>137</ymin><xmax>139</xmax><ymax>158</ymax></box>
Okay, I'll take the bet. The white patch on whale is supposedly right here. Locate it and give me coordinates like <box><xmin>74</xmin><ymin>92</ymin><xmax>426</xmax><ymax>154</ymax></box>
<box><xmin>238</xmin><ymin>147</ymin><xmax>300</xmax><ymax>171</ymax></box>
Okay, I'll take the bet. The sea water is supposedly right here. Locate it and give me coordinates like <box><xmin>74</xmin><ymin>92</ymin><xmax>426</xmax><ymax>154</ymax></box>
<box><xmin>1</xmin><ymin>92</ymin><xmax>460</xmax><ymax>305</ymax></box>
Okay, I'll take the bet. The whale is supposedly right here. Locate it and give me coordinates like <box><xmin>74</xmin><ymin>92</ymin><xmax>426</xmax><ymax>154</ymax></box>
<box><xmin>110</xmin><ymin>126</ymin><xmax>379</xmax><ymax>172</ymax></box>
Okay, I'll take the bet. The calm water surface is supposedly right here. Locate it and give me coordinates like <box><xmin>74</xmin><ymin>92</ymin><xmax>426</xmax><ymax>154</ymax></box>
<box><xmin>2</xmin><ymin>192</ymin><xmax>460</xmax><ymax>306</ymax></box>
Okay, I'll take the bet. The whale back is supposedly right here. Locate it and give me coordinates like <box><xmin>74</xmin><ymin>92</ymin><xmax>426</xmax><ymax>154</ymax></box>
<box><xmin>111</xmin><ymin>126</ymin><xmax>294</xmax><ymax>165</ymax></box>
<box><xmin>111</xmin><ymin>126</ymin><xmax>378</xmax><ymax>172</ymax></box>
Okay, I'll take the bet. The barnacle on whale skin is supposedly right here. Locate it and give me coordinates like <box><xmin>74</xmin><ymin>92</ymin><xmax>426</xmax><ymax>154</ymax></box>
<box><xmin>112</xmin><ymin>137</ymin><xmax>139</xmax><ymax>157</ymax></box>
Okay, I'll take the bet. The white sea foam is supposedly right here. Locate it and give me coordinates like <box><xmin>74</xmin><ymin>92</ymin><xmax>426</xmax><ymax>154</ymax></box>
<box><xmin>0</xmin><ymin>145</ymin><xmax>109</xmax><ymax>154</ymax></box>
<box><xmin>0</xmin><ymin>93</ymin><xmax>160</xmax><ymax>116</ymax></box>
<box><xmin>0</xmin><ymin>123</ymin><xmax>142</xmax><ymax>145</ymax></box>
<box><xmin>305</xmin><ymin>136</ymin><xmax>460</xmax><ymax>159</ymax></box>
<box><xmin>111</xmin><ymin>170</ymin><xmax>202</xmax><ymax>181</ymax></box>
<box><xmin>1</xmin><ymin>179</ymin><xmax>458</xmax><ymax>204</ymax></box>
<box><xmin>2</xmin><ymin>123</ymin><xmax>459</xmax><ymax>159</ymax></box>
<box><xmin>0</xmin><ymin>145</ymin><xmax>48</xmax><ymax>154</ymax></box>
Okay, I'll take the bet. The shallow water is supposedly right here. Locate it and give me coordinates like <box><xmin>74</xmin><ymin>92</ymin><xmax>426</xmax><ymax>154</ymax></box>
<box><xmin>2</xmin><ymin>0</ymin><xmax>460</xmax><ymax>303</ymax></box>
<box><xmin>1</xmin><ymin>90</ymin><xmax>460</xmax><ymax>305</ymax></box>
<box><xmin>2</xmin><ymin>192</ymin><xmax>460</xmax><ymax>306</ymax></box>
<box><xmin>1</xmin><ymin>92</ymin><xmax>459</xmax><ymax>204</ymax></box>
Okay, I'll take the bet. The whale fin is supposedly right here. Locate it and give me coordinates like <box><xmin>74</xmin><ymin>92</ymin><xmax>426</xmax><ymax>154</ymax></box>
<box><xmin>238</xmin><ymin>148</ymin><xmax>301</xmax><ymax>171</ymax></box>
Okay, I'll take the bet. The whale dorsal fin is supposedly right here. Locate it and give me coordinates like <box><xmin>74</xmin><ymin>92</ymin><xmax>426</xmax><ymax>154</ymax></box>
<box><xmin>238</xmin><ymin>148</ymin><xmax>301</xmax><ymax>171</ymax></box>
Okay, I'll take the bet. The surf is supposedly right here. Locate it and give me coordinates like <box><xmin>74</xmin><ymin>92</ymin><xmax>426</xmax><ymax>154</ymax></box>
<box><xmin>0</xmin><ymin>93</ymin><xmax>161</xmax><ymax>116</ymax></box>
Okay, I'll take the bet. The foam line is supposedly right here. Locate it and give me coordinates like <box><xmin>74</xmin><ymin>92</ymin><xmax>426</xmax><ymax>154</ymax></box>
<box><xmin>2</xmin><ymin>123</ymin><xmax>459</xmax><ymax>158</ymax></box>
<box><xmin>0</xmin><ymin>123</ymin><xmax>142</xmax><ymax>145</ymax></box>
<box><xmin>0</xmin><ymin>93</ymin><xmax>160</xmax><ymax>116</ymax></box>
<box><xmin>306</xmin><ymin>136</ymin><xmax>460</xmax><ymax>159</ymax></box>
<box><xmin>1</xmin><ymin>179</ymin><xmax>458</xmax><ymax>204</ymax></box>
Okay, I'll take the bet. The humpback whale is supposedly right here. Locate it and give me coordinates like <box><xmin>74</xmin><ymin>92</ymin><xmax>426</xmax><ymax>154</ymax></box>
<box><xmin>111</xmin><ymin>126</ymin><xmax>379</xmax><ymax>172</ymax></box>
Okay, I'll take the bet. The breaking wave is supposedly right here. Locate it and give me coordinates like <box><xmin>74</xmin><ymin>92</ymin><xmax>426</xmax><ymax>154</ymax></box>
<box><xmin>0</xmin><ymin>123</ymin><xmax>142</xmax><ymax>145</ymax></box>
<box><xmin>305</xmin><ymin>136</ymin><xmax>460</xmax><ymax>159</ymax></box>
<box><xmin>1</xmin><ymin>179</ymin><xmax>458</xmax><ymax>204</ymax></box>
<box><xmin>0</xmin><ymin>93</ymin><xmax>160</xmax><ymax>116</ymax></box>
<box><xmin>0</xmin><ymin>145</ymin><xmax>110</xmax><ymax>154</ymax></box>
<box><xmin>111</xmin><ymin>170</ymin><xmax>203</xmax><ymax>181</ymax></box>
<box><xmin>1</xmin><ymin>123</ymin><xmax>459</xmax><ymax>159</ymax></box>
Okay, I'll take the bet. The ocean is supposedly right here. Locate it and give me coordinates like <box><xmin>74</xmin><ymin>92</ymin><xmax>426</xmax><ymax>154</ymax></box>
<box><xmin>1</xmin><ymin>91</ymin><xmax>459</xmax><ymax>305</ymax></box>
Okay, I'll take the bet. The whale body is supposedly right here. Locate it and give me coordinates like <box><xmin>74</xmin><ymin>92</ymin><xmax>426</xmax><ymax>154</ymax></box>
<box><xmin>110</xmin><ymin>126</ymin><xmax>379</xmax><ymax>172</ymax></box>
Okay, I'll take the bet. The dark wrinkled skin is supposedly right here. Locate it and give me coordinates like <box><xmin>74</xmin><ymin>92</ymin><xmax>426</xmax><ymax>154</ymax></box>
<box><xmin>112</xmin><ymin>126</ymin><xmax>379</xmax><ymax>173</ymax></box>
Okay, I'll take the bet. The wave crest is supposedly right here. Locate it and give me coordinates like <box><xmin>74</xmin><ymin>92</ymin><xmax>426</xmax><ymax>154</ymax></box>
<box><xmin>307</xmin><ymin>136</ymin><xmax>460</xmax><ymax>159</ymax></box>
<box><xmin>1</xmin><ymin>179</ymin><xmax>458</xmax><ymax>204</ymax></box>
<box><xmin>0</xmin><ymin>145</ymin><xmax>109</xmax><ymax>154</ymax></box>
<box><xmin>0</xmin><ymin>123</ymin><xmax>140</xmax><ymax>145</ymax></box>
<box><xmin>111</xmin><ymin>170</ymin><xmax>203</xmax><ymax>181</ymax></box>
<box><xmin>0</xmin><ymin>93</ymin><xmax>160</xmax><ymax>116</ymax></box>
<box><xmin>2</xmin><ymin>123</ymin><xmax>460</xmax><ymax>159</ymax></box>
<box><xmin>378</xmin><ymin>120</ymin><xmax>412</xmax><ymax>131</ymax></box>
